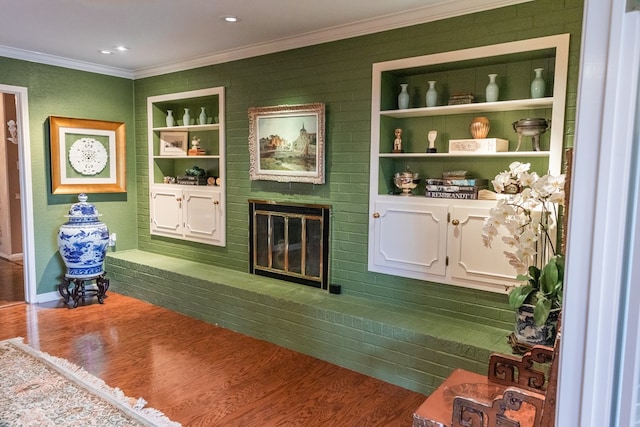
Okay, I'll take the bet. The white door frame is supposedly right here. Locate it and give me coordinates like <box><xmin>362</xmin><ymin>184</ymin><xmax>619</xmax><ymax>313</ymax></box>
<box><xmin>0</xmin><ymin>84</ymin><xmax>35</xmax><ymax>303</ymax></box>
<box><xmin>558</xmin><ymin>0</ymin><xmax>640</xmax><ymax>425</ymax></box>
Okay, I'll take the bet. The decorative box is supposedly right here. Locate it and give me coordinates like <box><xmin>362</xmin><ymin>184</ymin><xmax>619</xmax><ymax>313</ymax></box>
<box><xmin>448</xmin><ymin>138</ymin><xmax>509</xmax><ymax>154</ymax></box>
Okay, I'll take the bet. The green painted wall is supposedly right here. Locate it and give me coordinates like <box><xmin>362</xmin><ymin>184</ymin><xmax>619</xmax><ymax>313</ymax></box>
<box><xmin>133</xmin><ymin>0</ymin><xmax>583</xmax><ymax>326</ymax></box>
<box><xmin>0</xmin><ymin>58</ymin><xmax>137</xmax><ymax>295</ymax></box>
<box><xmin>0</xmin><ymin>0</ymin><xmax>583</xmax><ymax>308</ymax></box>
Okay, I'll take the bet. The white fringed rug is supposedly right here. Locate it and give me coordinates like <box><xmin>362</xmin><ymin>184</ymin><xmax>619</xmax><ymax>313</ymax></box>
<box><xmin>0</xmin><ymin>338</ymin><xmax>181</xmax><ymax>426</ymax></box>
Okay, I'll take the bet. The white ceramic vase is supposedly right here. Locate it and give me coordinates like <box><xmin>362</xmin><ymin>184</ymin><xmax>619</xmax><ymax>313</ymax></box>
<box><xmin>182</xmin><ymin>108</ymin><xmax>191</xmax><ymax>126</ymax></box>
<box><xmin>398</xmin><ymin>84</ymin><xmax>409</xmax><ymax>109</ymax></box>
<box><xmin>426</xmin><ymin>81</ymin><xmax>437</xmax><ymax>107</ymax></box>
<box><xmin>486</xmin><ymin>73</ymin><xmax>499</xmax><ymax>102</ymax></box>
<box><xmin>530</xmin><ymin>68</ymin><xmax>546</xmax><ymax>98</ymax></box>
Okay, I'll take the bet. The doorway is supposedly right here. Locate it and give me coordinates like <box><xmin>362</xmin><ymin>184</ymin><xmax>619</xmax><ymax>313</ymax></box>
<box><xmin>0</xmin><ymin>84</ymin><xmax>35</xmax><ymax>304</ymax></box>
<box><xmin>0</xmin><ymin>92</ymin><xmax>23</xmax><ymax>307</ymax></box>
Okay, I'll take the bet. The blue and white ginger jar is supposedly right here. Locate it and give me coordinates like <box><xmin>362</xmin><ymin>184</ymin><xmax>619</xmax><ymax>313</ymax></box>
<box><xmin>58</xmin><ymin>193</ymin><xmax>109</xmax><ymax>278</ymax></box>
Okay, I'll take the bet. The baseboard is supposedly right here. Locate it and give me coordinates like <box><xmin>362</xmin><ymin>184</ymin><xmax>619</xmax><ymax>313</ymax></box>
<box><xmin>33</xmin><ymin>290</ymin><xmax>60</xmax><ymax>304</ymax></box>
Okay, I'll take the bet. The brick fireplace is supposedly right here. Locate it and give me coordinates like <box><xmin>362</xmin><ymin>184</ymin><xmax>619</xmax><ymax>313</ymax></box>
<box><xmin>248</xmin><ymin>200</ymin><xmax>330</xmax><ymax>290</ymax></box>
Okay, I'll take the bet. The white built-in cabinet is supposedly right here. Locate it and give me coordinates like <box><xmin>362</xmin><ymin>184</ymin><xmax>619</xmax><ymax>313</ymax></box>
<box><xmin>368</xmin><ymin>34</ymin><xmax>570</xmax><ymax>293</ymax></box>
<box><xmin>147</xmin><ymin>87</ymin><xmax>225</xmax><ymax>246</ymax></box>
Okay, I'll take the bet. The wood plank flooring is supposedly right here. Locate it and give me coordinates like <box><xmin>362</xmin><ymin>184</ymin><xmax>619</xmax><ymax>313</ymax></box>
<box><xmin>0</xmin><ymin>292</ymin><xmax>426</xmax><ymax>426</ymax></box>
<box><xmin>0</xmin><ymin>257</ymin><xmax>24</xmax><ymax>307</ymax></box>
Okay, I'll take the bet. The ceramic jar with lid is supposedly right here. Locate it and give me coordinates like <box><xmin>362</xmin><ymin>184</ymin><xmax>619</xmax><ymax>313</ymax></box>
<box><xmin>57</xmin><ymin>193</ymin><xmax>110</xmax><ymax>278</ymax></box>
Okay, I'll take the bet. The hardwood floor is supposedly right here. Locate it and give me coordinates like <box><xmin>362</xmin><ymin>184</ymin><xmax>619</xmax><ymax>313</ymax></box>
<box><xmin>0</xmin><ymin>292</ymin><xmax>426</xmax><ymax>426</ymax></box>
<box><xmin>0</xmin><ymin>257</ymin><xmax>24</xmax><ymax>307</ymax></box>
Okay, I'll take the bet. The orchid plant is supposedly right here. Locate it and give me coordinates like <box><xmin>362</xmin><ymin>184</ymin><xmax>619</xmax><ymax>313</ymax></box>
<box><xmin>482</xmin><ymin>161</ymin><xmax>566</xmax><ymax>326</ymax></box>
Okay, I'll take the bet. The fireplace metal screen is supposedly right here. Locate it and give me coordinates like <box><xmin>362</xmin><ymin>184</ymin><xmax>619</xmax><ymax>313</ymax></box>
<box><xmin>249</xmin><ymin>200</ymin><xmax>330</xmax><ymax>290</ymax></box>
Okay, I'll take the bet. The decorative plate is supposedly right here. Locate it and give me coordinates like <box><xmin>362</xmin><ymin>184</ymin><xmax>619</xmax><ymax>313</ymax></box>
<box><xmin>68</xmin><ymin>137</ymin><xmax>108</xmax><ymax>176</ymax></box>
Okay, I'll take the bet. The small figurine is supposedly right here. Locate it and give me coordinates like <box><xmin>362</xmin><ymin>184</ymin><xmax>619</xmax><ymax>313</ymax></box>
<box><xmin>393</xmin><ymin>128</ymin><xmax>403</xmax><ymax>153</ymax></box>
<box><xmin>188</xmin><ymin>136</ymin><xmax>206</xmax><ymax>155</ymax></box>
<box><xmin>427</xmin><ymin>130</ymin><xmax>437</xmax><ymax>153</ymax></box>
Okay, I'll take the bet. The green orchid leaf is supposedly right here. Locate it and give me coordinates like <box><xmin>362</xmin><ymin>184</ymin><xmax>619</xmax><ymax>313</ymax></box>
<box><xmin>516</xmin><ymin>274</ymin><xmax>533</xmax><ymax>285</ymax></box>
<box><xmin>540</xmin><ymin>259</ymin><xmax>559</xmax><ymax>294</ymax></box>
<box><xmin>534</xmin><ymin>297</ymin><xmax>552</xmax><ymax>326</ymax></box>
<box><xmin>509</xmin><ymin>284</ymin><xmax>535</xmax><ymax>309</ymax></box>
<box><xmin>528</xmin><ymin>265</ymin><xmax>541</xmax><ymax>282</ymax></box>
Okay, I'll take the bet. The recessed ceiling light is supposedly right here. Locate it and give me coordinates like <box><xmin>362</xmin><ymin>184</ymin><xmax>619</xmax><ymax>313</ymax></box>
<box><xmin>99</xmin><ymin>50</ymin><xmax>113</xmax><ymax>55</ymax></box>
<box><xmin>114</xmin><ymin>45</ymin><xmax>129</xmax><ymax>52</ymax></box>
<box><xmin>222</xmin><ymin>15</ymin><xmax>239</xmax><ymax>23</ymax></box>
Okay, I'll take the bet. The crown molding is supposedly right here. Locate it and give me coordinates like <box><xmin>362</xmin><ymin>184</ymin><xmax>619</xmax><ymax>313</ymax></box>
<box><xmin>133</xmin><ymin>0</ymin><xmax>531</xmax><ymax>79</ymax></box>
<box><xmin>0</xmin><ymin>45</ymin><xmax>134</xmax><ymax>79</ymax></box>
<box><xmin>0</xmin><ymin>0</ymin><xmax>531</xmax><ymax>80</ymax></box>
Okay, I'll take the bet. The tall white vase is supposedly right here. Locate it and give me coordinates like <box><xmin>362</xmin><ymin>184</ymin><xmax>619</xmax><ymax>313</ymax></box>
<box><xmin>486</xmin><ymin>74</ymin><xmax>499</xmax><ymax>102</ymax></box>
<box><xmin>199</xmin><ymin>107</ymin><xmax>207</xmax><ymax>125</ymax></box>
<box><xmin>165</xmin><ymin>110</ymin><xmax>174</xmax><ymax>127</ymax></box>
<box><xmin>398</xmin><ymin>84</ymin><xmax>409</xmax><ymax>110</ymax></box>
<box><xmin>426</xmin><ymin>81</ymin><xmax>437</xmax><ymax>107</ymax></box>
<box><xmin>182</xmin><ymin>108</ymin><xmax>191</xmax><ymax>126</ymax></box>
<box><xmin>531</xmin><ymin>68</ymin><xmax>546</xmax><ymax>98</ymax></box>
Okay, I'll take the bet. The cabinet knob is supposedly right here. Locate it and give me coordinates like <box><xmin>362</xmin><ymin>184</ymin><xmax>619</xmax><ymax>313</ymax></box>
<box><xmin>451</xmin><ymin>219</ymin><xmax>460</xmax><ymax>226</ymax></box>
<box><xmin>373</xmin><ymin>212</ymin><xmax>380</xmax><ymax>218</ymax></box>
<box><xmin>213</xmin><ymin>200</ymin><xmax>219</xmax><ymax>205</ymax></box>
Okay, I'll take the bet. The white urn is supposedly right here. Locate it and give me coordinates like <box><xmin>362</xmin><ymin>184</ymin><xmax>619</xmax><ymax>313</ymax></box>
<box><xmin>57</xmin><ymin>194</ymin><xmax>109</xmax><ymax>278</ymax></box>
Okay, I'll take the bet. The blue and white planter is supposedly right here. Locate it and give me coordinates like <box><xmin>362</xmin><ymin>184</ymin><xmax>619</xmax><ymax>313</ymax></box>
<box><xmin>58</xmin><ymin>194</ymin><xmax>109</xmax><ymax>278</ymax></box>
<box><xmin>514</xmin><ymin>304</ymin><xmax>560</xmax><ymax>346</ymax></box>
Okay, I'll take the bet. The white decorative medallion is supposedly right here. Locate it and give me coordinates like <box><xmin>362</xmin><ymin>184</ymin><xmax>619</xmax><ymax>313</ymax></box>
<box><xmin>68</xmin><ymin>137</ymin><xmax>108</xmax><ymax>176</ymax></box>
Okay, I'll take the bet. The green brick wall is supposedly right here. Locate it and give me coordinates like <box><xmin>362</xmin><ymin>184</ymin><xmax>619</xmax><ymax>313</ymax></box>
<box><xmin>0</xmin><ymin>59</ymin><xmax>137</xmax><ymax>295</ymax></box>
<box><xmin>133</xmin><ymin>0</ymin><xmax>583</xmax><ymax>328</ymax></box>
<box><xmin>107</xmin><ymin>249</ymin><xmax>513</xmax><ymax>394</ymax></box>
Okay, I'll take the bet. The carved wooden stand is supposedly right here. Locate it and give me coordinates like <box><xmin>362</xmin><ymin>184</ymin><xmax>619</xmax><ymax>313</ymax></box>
<box><xmin>412</xmin><ymin>332</ymin><xmax>560</xmax><ymax>427</ymax></box>
<box><xmin>58</xmin><ymin>273</ymin><xmax>109</xmax><ymax>308</ymax></box>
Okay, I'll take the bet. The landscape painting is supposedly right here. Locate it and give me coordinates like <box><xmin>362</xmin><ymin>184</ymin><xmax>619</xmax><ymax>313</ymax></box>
<box><xmin>248</xmin><ymin>103</ymin><xmax>325</xmax><ymax>184</ymax></box>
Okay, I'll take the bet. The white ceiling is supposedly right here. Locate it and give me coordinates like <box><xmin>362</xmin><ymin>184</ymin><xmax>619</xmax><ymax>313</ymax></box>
<box><xmin>0</xmin><ymin>0</ymin><xmax>531</xmax><ymax>79</ymax></box>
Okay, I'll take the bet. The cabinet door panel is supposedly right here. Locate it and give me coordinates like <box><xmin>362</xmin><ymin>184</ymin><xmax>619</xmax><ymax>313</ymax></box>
<box><xmin>183</xmin><ymin>189</ymin><xmax>221</xmax><ymax>243</ymax></box>
<box><xmin>150</xmin><ymin>187</ymin><xmax>183</xmax><ymax>236</ymax></box>
<box><xmin>372</xmin><ymin>200</ymin><xmax>448</xmax><ymax>276</ymax></box>
<box><xmin>448</xmin><ymin>204</ymin><xmax>519</xmax><ymax>289</ymax></box>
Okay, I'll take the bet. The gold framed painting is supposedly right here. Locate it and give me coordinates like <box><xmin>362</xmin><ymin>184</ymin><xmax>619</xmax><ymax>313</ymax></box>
<box><xmin>248</xmin><ymin>103</ymin><xmax>325</xmax><ymax>184</ymax></box>
<box><xmin>49</xmin><ymin>116</ymin><xmax>126</xmax><ymax>194</ymax></box>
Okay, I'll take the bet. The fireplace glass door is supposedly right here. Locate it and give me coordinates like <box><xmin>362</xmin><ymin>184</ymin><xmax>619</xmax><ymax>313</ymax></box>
<box><xmin>249</xmin><ymin>200</ymin><xmax>330</xmax><ymax>290</ymax></box>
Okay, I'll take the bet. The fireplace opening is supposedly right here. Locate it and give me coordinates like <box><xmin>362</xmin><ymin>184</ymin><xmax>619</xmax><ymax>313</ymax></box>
<box><xmin>249</xmin><ymin>200</ymin><xmax>330</xmax><ymax>290</ymax></box>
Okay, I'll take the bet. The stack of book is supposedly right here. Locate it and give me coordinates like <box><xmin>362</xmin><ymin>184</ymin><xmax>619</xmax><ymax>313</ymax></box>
<box><xmin>448</xmin><ymin>92</ymin><xmax>475</xmax><ymax>105</ymax></box>
<box><xmin>176</xmin><ymin>175</ymin><xmax>207</xmax><ymax>185</ymax></box>
<box><xmin>424</xmin><ymin>178</ymin><xmax>489</xmax><ymax>200</ymax></box>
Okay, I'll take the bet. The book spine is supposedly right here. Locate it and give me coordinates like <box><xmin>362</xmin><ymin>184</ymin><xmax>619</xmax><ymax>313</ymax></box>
<box><xmin>425</xmin><ymin>191</ymin><xmax>478</xmax><ymax>200</ymax></box>
<box><xmin>425</xmin><ymin>185</ymin><xmax>483</xmax><ymax>193</ymax></box>
<box><xmin>425</xmin><ymin>179</ymin><xmax>489</xmax><ymax>186</ymax></box>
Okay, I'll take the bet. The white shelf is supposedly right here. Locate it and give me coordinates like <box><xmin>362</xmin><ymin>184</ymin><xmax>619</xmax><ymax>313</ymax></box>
<box><xmin>151</xmin><ymin>183</ymin><xmax>222</xmax><ymax>189</ymax></box>
<box><xmin>378</xmin><ymin>151</ymin><xmax>549</xmax><ymax>158</ymax></box>
<box><xmin>367</xmin><ymin>34</ymin><xmax>570</xmax><ymax>292</ymax></box>
<box><xmin>153</xmin><ymin>155</ymin><xmax>220</xmax><ymax>159</ymax></box>
<box><xmin>147</xmin><ymin>86</ymin><xmax>226</xmax><ymax>247</ymax></box>
<box><xmin>381</xmin><ymin>98</ymin><xmax>553</xmax><ymax>118</ymax></box>
<box><xmin>153</xmin><ymin>124</ymin><xmax>220</xmax><ymax>132</ymax></box>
